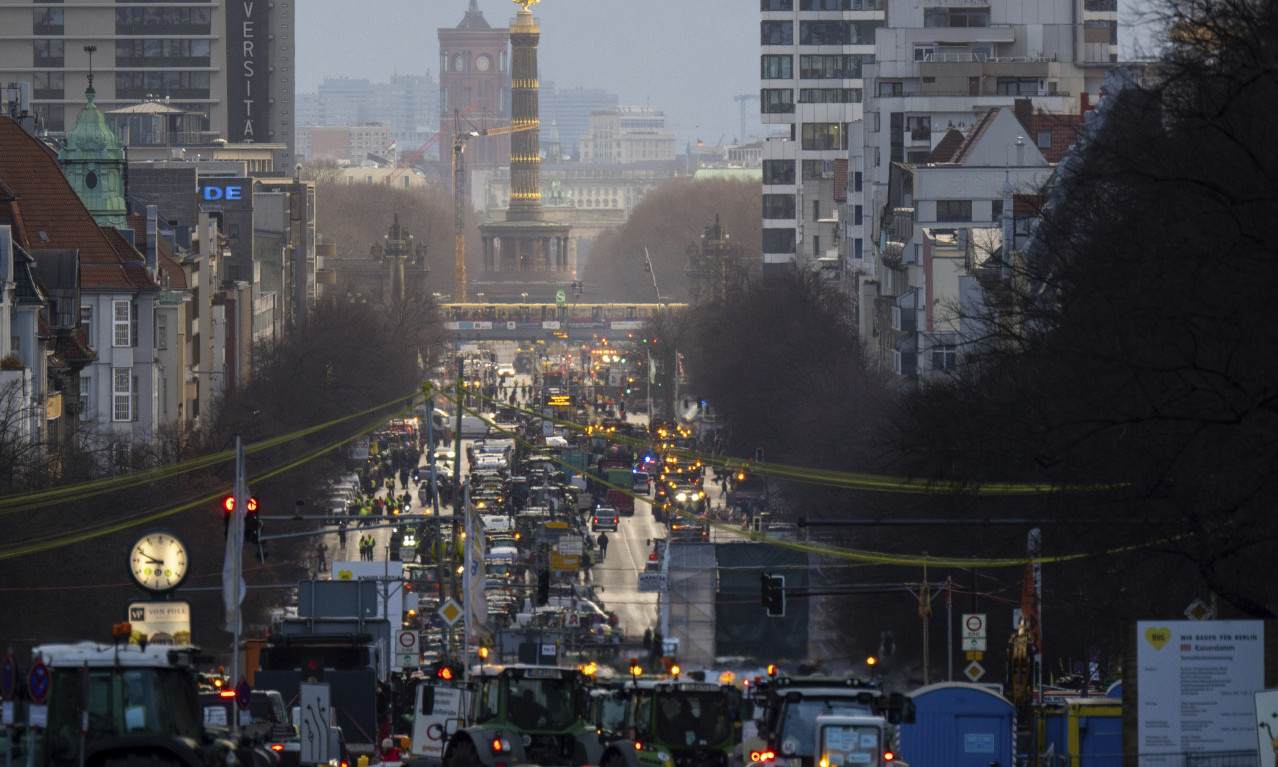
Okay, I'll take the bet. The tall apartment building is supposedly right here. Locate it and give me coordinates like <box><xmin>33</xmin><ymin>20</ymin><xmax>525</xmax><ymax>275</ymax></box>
<box><xmin>759</xmin><ymin>0</ymin><xmax>886</xmax><ymax>277</ymax></box>
<box><xmin>0</xmin><ymin>0</ymin><xmax>295</xmax><ymax>168</ymax></box>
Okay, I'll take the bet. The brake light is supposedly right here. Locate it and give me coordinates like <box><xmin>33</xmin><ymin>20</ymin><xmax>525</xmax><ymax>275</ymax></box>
<box><xmin>612</xmin><ymin>517</ymin><xmax>618</xmax><ymax>524</ymax></box>
<box><xmin>885</xmin><ymin>752</ymin><xmax>895</xmax><ymax>762</ymax></box>
<box><xmin>269</xmin><ymin>744</ymin><xmax>284</xmax><ymax>752</ymax></box>
<box><xmin>218</xmin><ymin>690</ymin><xmax>236</xmax><ymax>698</ymax></box>
<box><xmin>750</xmin><ymin>750</ymin><xmax>776</xmax><ymax>762</ymax></box>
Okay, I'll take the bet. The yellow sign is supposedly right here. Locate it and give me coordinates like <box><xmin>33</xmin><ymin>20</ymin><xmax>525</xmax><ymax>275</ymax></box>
<box><xmin>550</xmin><ymin>553</ymin><xmax>579</xmax><ymax>572</ymax></box>
<box><xmin>438</xmin><ymin>599</ymin><xmax>463</xmax><ymax>625</ymax></box>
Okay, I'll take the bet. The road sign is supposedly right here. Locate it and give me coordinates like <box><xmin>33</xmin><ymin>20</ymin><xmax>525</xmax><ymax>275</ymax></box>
<box><xmin>438</xmin><ymin>598</ymin><xmax>463</xmax><ymax>626</ymax></box>
<box><xmin>298</xmin><ymin>682</ymin><xmax>332</xmax><ymax>766</ymax></box>
<box><xmin>564</xmin><ymin>612</ymin><xmax>580</xmax><ymax>628</ymax></box>
<box><xmin>26</xmin><ymin>658</ymin><xmax>49</xmax><ymax>705</ymax></box>
<box><xmin>637</xmin><ymin>572</ymin><xmax>667</xmax><ymax>592</ymax></box>
<box><xmin>964</xmin><ymin>661</ymin><xmax>985</xmax><ymax>682</ymax></box>
<box><xmin>397</xmin><ymin>630</ymin><xmax>420</xmax><ymax>668</ymax></box>
<box><xmin>558</xmin><ymin>535</ymin><xmax>582</xmax><ymax>555</ymax></box>
<box><xmin>962</xmin><ymin>636</ymin><xmax>988</xmax><ymax>652</ymax></box>
<box><xmin>235</xmin><ymin>679</ymin><xmax>251</xmax><ymax>710</ymax></box>
<box><xmin>555</xmin><ymin>289</ymin><xmax>567</xmax><ymax>306</ymax></box>
<box><xmin>962</xmin><ymin>613</ymin><xmax>987</xmax><ymax>638</ymax></box>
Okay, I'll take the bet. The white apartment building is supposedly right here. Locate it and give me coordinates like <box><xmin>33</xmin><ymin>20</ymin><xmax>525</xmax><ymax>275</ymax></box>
<box><xmin>760</xmin><ymin>0</ymin><xmax>886</xmax><ymax>276</ymax></box>
<box><xmin>578</xmin><ymin>107</ymin><xmax>677</xmax><ymax>165</ymax></box>
<box><xmin>851</xmin><ymin>0</ymin><xmax>1121</xmax><ymax>380</ymax></box>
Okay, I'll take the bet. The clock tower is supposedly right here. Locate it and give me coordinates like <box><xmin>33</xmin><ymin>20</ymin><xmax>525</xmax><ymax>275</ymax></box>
<box><xmin>438</xmin><ymin>0</ymin><xmax>510</xmax><ymax>170</ymax></box>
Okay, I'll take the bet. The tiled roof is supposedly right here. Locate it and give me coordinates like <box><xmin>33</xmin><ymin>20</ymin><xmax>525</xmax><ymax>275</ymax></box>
<box><xmin>157</xmin><ymin>238</ymin><xmax>189</xmax><ymax>290</ymax></box>
<box><xmin>927</xmin><ymin>129</ymin><xmax>966</xmax><ymax>163</ymax></box>
<box><xmin>1029</xmin><ymin>113</ymin><xmax>1085</xmax><ymax>163</ymax></box>
<box><xmin>0</xmin><ymin>117</ymin><xmax>157</xmax><ymax>293</ymax></box>
<box><xmin>951</xmin><ymin>109</ymin><xmax>999</xmax><ymax>165</ymax></box>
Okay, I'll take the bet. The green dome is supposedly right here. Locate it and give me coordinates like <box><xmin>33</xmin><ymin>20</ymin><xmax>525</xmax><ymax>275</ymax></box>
<box><xmin>60</xmin><ymin>89</ymin><xmax>125</xmax><ymax>162</ymax></box>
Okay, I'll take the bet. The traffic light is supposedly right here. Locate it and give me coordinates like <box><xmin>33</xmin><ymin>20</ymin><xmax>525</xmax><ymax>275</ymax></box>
<box><xmin>761</xmin><ymin>573</ymin><xmax>785</xmax><ymax>617</ymax></box>
<box><xmin>536</xmin><ymin>571</ymin><xmax>550</xmax><ymax>606</ymax></box>
<box><xmin>245</xmin><ymin>497</ymin><xmax>261</xmax><ymax>543</ymax></box>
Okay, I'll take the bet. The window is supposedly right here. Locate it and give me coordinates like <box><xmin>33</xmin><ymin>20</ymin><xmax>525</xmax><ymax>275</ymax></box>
<box><xmin>801</xmin><ymin>123</ymin><xmax>847</xmax><ymax>151</ymax></box>
<box><xmin>798</xmin><ymin>54</ymin><xmax>869</xmax><ymax>80</ymax></box>
<box><xmin>112</xmin><ymin>368</ymin><xmax>132</xmax><ymax>422</ymax></box>
<box><xmin>854</xmin><ymin>205</ymin><xmax>863</xmax><ymax>226</ymax></box>
<box><xmin>762</xmin><ymin>228</ymin><xmax>797</xmax><ymax>255</ymax></box>
<box><xmin>761</xmin><ymin>55</ymin><xmax>793</xmax><ymax>80</ymax></box>
<box><xmin>80</xmin><ymin>376</ymin><xmax>91</xmax><ymax>421</ymax></box>
<box><xmin>801</xmin><ymin>0</ymin><xmax>849</xmax><ymax>8</ymax></box>
<box><xmin>799</xmin><ymin>88</ymin><xmax>861</xmax><ymax>103</ymax></box>
<box><xmin>907</xmin><ymin>116</ymin><xmax>931</xmax><ymax>139</ymax></box>
<box><xmin>992</xmin><ymin>199</ymin><xmax>1004</xmax><ymax>219</ymax></box>
<box><xmin>761</xmin><ymin>21</ymin><xmax>793</xmax><ymax>45</ymax></box>
<box><xmin>802</xmin><ymin>160</ymin><xmax>834</xmax><ymax>180</ymax></box>
<box><xmin>33</xmin><ymin>39</ymin><xmax>64</xmax><ymax>66</ymax></box>
<box><xmin>80</xmin><ymin>307</ymin><xmax>93</xmax><ymax>348</ymax></box>
<box><xmin>878</xmin><ymin>81</ymin><xmax>904</xmax><ymax>97</ymax></box>
<box><xmin>762</xmin><ymin>160</ymin><xmax>795</xmax><ymax>185</ymax></box>
<box><xmin>33</xmin><ymin>71</ymin><xmax>63</xmax><ymax>99</ymax></box>
<box><xmin>854</xmin><ymin>171</ymin><xmax>862</xmax><ymax>193</ymax></box>
<box><xmin>932</xmin><ymin>345</ymin><xmax>958</xmax><ymax>371</ymax></box>
<box><xmin>115</xmin><ymin>71</ymin><xmax>211</xmax><ymax>100</ymax></box>
<box><xmin>914</xmin><ymin>44</ymin><xmax>935</xmax><ymax>62</ymax></box>
<box><xmin>156</xmin><ymin>316</ymin><xmax>167</xmax><ymax>350</ymax></box>
<box><xmin>924</xmin><ymin>7</ymin><xmax>989</xmax><ymax>26</ymax></box>
<box><xmin>800</xmin><ymin>20</ymin><xmax>883</xmax><ymax>45</ymax></box>
<box><xmin>761</xmin><ymin>0</ymin><xmax>793</xmax><ymax>9</ymax></box>
<box><xmin>936</xmin><ymin>200</ymin><xmax>973</xmax><ymax>221</ymax></box>
<box><xmin>1036</xmin><ymin>130</ymin><xmax>1052</xmax><ymax>150</ymax></box>
<box><xmin>762</xmin><ymin>194</ymin><xmax>797</xmax><ymax>220</ymax></box>
<box><xmin>113</xmin><ymin>300</ymin><xmax>132</xmax><ymax>347</ymax></box>
<box><xmin>761</xmin><ymin>89</ymin><xmax>795</xmax><ymax>114</ymax></box>
<box><xmin>33</xmin><ymin>7</ymin><xmax>63</xmax><ymax>34</ymax></box>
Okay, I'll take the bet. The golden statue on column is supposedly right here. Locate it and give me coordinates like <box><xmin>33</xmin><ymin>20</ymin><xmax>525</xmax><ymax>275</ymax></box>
<box><xmin>513</xmin><ymin>0</ymin><xmax>540</xmax><ymax>8</ymax></box>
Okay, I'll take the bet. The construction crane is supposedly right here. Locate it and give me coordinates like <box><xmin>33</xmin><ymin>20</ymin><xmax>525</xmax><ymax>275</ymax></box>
<box><xmin>385</xmin><ymin>103</ymin><xmax>476</xmax><ymax>186</ymax></box>
<box><xmin>452</xmin><ymin>112</ymin><xmax>537</xmax><ymax>302</ymax></box>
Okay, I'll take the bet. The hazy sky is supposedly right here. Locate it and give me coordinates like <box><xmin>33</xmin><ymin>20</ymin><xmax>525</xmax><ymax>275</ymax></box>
<box><xmin>296</xmin><ymin>0</ymin><xmax>763</xmax><ymax>148</ymax></box>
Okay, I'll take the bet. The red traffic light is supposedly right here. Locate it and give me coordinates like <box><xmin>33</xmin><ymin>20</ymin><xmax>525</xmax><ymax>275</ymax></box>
<box><xmin>437</xmin><ymin>666</ymin><xmax>453</xmax><ymax>681</ymax></box>
<box><xmin>222</xmin><ymin>495</ymin><xmax>259</xmax><ymax>513</ymax></box>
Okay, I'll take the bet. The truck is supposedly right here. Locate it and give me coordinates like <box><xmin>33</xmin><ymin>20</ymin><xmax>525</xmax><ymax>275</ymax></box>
<box><xmin>439</xmin><ymin>664</ymin><xmax>601</xmax><ymax>767</ymax></box>
<box><xmin>745</xmin><ymin>673</ymin><xmax>914</xmax><ymax>767</ymax></box>
<box><xmin>596</xmin><ymin>675</ymin><xmax>743</xmax><ymax>767</ymax></box>
<box><xmin>7</xmin><ymin>639</ymin><xmax>261</xmax><ymax>767</ymax></box>
<box><xmin>807</xmin><ymin>714</ymin><xmax>898</xmax><ymax>767</ymax></box>
<box><xmin>406</xmin><ymin>676</ymin><xmax>467</xmax><ymax>766</ymax></box>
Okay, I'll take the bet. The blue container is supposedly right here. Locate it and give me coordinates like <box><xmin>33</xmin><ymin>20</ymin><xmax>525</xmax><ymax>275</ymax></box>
<box><xmin>1038</xmin><ymin>699</ymin><xmax>1123</xmax><ymax>767</ymax></box>
<box><xmin>900</xmin><ymin>682</ymin><xmax>1017</xmax><ymax>767</ymax></box>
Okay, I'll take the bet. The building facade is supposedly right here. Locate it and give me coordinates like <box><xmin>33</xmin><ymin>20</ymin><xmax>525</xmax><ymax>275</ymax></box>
<box><xmin>759</xmin><ymin>0</ymin><xmax>885</xmax><ymax>276</ymax></box>
<box><xmin>0</xmin><ymin>0</ymin><xmax>295</xmax><ymax>167</ymax></box>
<box><xmin>577</xmin><ymin>107</ymin><xmax>678</xmax><ymax>165</ymax></box>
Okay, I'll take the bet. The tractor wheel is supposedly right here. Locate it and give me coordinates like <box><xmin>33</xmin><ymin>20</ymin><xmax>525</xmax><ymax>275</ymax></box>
<box><xmin>602</xmin><ymin>749</ymin><xmax>629</xmax><ymax>767</ymax></box>
<box><xmin>447</xmin><ymin>737</ymin><xmax>483</xmax><ymax>767</ymax></box>
<box><xmin>100</xmin><ymin>755</ymin><xmax>183</xmax><ymax>767</ymax></box>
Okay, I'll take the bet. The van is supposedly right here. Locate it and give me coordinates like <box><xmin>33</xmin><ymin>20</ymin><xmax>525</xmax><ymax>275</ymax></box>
<box><xmin>632</xmin><ymin>471</ymin><xmax>651</xmax><ymax>494</ymax></box>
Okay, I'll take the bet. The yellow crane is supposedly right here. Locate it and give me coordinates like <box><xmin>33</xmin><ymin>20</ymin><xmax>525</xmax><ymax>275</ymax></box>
<box><xmin>452</xmin><ymin>114</ymin><xmax>537</xmax><ymax>302</ymax></box>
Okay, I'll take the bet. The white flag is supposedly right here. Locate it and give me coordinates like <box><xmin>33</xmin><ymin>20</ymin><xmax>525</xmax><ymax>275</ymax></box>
<box><xmin>222</xmin><ymin>441</ymin><xmax>247</xmax><ymax>634</ymax></box>
<box><xmin>463</xmin><ymin>488</ymin><xmax>488</xmax><ymax>638</ymax></box>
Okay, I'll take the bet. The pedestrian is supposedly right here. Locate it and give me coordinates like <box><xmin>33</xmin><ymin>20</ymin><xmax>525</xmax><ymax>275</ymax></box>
<box><xmin>597</xmin><ymin>532</ymin><xmax>609</xmax><ymax>559</ymax></box>
<box><xmin>316</xmin><ymin>542</ymin><xmax>328</xmax><ymax>572</ymax></box>
<box><xmin>337</xmin><ymin>520</ymin><xmax>347</xmax><ymax>549</ymax></box>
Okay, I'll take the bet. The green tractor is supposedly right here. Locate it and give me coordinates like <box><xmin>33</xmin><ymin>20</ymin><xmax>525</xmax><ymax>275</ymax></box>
<box><xmin>595</xmin><ymin>674</ymin><xmax>743</xmax><ymax>767</ymax></box>
<box><xmin>441</xmin><ymin>664</ymin><xmax>601</xmax><ymax>767</ymax></box>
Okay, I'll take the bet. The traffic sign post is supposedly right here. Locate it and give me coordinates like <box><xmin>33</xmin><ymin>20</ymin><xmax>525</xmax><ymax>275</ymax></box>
<box><xmin>26</xmin><ymin>658</ymin><xmax>49</xmax><ymax>705</ymax></box>
<box><xmin>962</xmin><ymin>613</ymin><xmax>987</xmax><ymax>638</ymax></box>
<box><xmin>964</xmin><ymin>661</ymin><xmax>985</xmax><ymax>682</ymax></box>
<box><xmin>397</xmin><ymin>630</ymin><xmax>420</xmax><ymax>668</ymax></box>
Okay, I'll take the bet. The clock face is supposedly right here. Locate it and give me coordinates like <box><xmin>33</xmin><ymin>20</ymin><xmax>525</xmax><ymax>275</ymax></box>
<box><xmin>476</xmin><ymin>55</ymin><xmax>491</xmax><ymax>72</ymax></box>
<box><xmin>129</xmin><ymin>532</ymin><xmax>189</xmax><ymax>593</ymax></box>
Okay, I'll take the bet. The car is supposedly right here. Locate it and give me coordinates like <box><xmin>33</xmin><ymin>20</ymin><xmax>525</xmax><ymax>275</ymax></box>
<box><xmin>591</xmin><ymin>508</ymin><xmax>619</xmax><ymax>531</ymax></box>
<box><xmin>632</xmin><ymin>471</ymin><xmax>651</xmax><ymax>494</ymax></box>
<box><xmin>200</xmin><ymin>689</ymin><xmax>298</xmax><ymax>765</ymax></box>
<box><xmin>496</xmin><ymin>364</ymin><xmax>517</xmax><ymax>379</ymax></box>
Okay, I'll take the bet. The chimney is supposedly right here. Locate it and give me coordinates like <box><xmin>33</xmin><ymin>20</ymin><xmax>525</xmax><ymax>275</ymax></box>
<box><xmin>1013</xmin><ymin>98</ymin><xmax>1033</xmax><ymax>132</ymax></box>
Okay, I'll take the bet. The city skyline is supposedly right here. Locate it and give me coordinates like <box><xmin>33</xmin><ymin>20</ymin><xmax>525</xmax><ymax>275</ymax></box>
<box><xmin>296</xmin><ymin>0</ymin><xmax>763</xmax><ymax>148</ymax></box>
